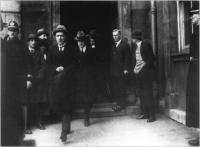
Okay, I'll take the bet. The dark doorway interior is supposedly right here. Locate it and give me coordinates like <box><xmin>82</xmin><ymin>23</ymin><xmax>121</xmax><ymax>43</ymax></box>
<box><xmin>60</xmin><ymin>1</ymin><xmax>118</xmax><ymax>103</ymax></box>
<box><xmin>60</xmin><ymin>1</ymin><xmax>118</xmax><ymax>47</ymax></box>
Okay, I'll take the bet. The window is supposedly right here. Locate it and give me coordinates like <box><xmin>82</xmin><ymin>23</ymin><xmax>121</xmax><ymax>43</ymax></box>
<box><xmin>177</xmin><ymin>0</ymin><xmax>197</xmax><ymax>53</ymax></box>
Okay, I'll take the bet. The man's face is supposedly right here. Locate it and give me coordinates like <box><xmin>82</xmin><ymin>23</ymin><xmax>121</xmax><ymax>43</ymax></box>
<box><xmin>38</xmin><ymin>34</ymin><xmax>48</xmax><ymax>40</ymax></box>
<box><xmin>28</xmin><ymin>39</ymin><xmax>37</xmax><ymax>49</ymax></box>
<box><xmin>132</xmin><ymin>38</ymin><xmax>137</xmax><ymax>44</ymax></box>
<box><xmin>8</xmin><ymin>30</ymin><xmax>18</xmax><ymax>40</ymax></box>
<box><xmin>77</xmin><ymin>41</ymin><xmax>85</xmax><ymax>49</ymax></box>
<box><xmin>55</xmin><ymin>32</ymin><xmax>65</xmax><ymax>45</ymax></box>
<box><xmin>192</xmin><ymin>14</ymin><xmax>200</xmax><ymax>25</ymax></box>
<box><xmin>90</xmin><ymin>38</ymin><xmax>95</xmax><ymax>46</ymax></box>
<box><xmin>113</xmin><ymin>31</ymin><xmax>121</xmax><ymax>42</ymax></box>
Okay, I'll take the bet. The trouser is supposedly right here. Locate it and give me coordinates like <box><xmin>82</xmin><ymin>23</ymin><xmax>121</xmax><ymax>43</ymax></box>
<box><xmin>134</xmin><ymin>71</ymin><xmax>155</xmax><ymax>116</ymax></box>
<box><xmin>22</xmin><ymin>103</ymin><xmax>45</xmax><ymax>130</ymax></box>
<box><xmin>110</xmin><ymin>76</ymin><xmax>126</xmax><ymax>108</ymax></box>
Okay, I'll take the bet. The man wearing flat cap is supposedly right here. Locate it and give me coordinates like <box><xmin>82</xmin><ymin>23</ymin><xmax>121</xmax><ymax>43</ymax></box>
<box><xmin>37</xmin><ymin>28</ymin><xmax>49</xmax><ymax>60</ymax></box>
<box><xmin>74</xmin><ymin>30</ymin><xmax>96</xmax><ymax>127</ymax></box>
<box><xmin>1</xmin><ymin>20</ymin><xmax>27</xmax><ymax>145</ymax></box>
<box><xmin>48</xmin><ymin>25</ymin><xmax>78</xmax><ymax>143</ymax></box>
<box><xmin>110</xmin><ymin>29</ymin><xmax>131</xmax><ymax>112</ymax></box>
<box><xmin>36</xmin><ymin>28</ymin><xmax>50</xmax><ymax>115</ymax></box>
<box><xmin>131</xmin><ymin>30</ymin><xmax>156</xmax><ymax>123</ymax></box>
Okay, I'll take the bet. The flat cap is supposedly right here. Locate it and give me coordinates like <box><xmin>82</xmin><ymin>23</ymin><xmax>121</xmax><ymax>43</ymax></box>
<box><xmin>37</xmin><ymin>28</ymin><xmax>49</xmax><ymax>36</ymax></box>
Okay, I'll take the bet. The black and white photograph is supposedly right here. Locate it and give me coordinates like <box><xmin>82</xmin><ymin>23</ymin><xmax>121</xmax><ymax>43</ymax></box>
<box><xmin>0</xmin><ymin>0</ymin><xmax>199</xmax><ymax>146</ymax></box>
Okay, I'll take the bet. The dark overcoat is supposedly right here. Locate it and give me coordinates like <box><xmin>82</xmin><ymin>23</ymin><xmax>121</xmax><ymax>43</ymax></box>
<box><xmin>1</xmin><ymin>36</ymin><xmax>27</xmax><ymax>145</ymax></box>
<box><xmin>74</xmin><ymin>45</ymin><xmax>96</xmax><ymax>105</ymax></box>
<box><xmin>186</xmin><ymin>26</ymin><xmax>199</xmax><ymax>128</ymax></box>
<box><xmin>47</xmin><ymin>44</ymin><xmax>78</xmax><ymax>113</ymax></box>
<box><xmin>25</xmin><ymin>48</ymin><xmax>46</xmax><ymax>104</ymax></box>
<box><xmin>110</xmin><ymin>40</ymin><xmax>131</xmax><ymax>78</ymax></box>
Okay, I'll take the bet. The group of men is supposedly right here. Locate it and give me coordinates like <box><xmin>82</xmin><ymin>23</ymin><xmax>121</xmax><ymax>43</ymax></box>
<box><xmin>1</xmin><ymin>20</ymin><xmax>156</xmax><ymax>145</ymax></box>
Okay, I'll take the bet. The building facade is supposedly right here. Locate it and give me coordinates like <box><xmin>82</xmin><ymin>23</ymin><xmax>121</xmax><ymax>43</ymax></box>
<box><xmin>0</xmin><ymin>0</ymin><xmax>199</xmax><ymax>125</ymax></box>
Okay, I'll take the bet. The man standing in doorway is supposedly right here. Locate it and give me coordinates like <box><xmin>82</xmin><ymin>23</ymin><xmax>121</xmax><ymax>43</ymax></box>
<box><xmin>110</xmin><ymin>29</ymin><xmax>131</xmax><ymax>112</ymax></box>
<box><xmin>48</xmin><ymin>25</ymin><xmax>77</xmax><ymax>143</ymax></box>
<box><xmin>131</xmin><ymin>31</ymin><xmax>156</xmax><ymax>123</ymax></box>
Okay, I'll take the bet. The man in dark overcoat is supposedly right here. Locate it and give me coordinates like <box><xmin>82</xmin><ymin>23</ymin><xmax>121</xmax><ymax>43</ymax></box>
<box><xmin>36</xmin><ymin>28</ymin><xmax>50</xmax><ymax>114</ymax></box>
<box><xmin>87</xmin><ymin>30</ymin><xmax>111</xmax><ymax>102</ymax></box>
<box><xmin>131</xmin><ymin>31</ymin><xmax>156</xmax><ymax>122</ymax></box>
<box><xmin>1</xmin><ymin>21</ymin><xmax>26</xmax><ymax>145</ymax></box>
<box><xmin>47</xmin><ymin>25</ymin><xmax>78</xmax><ymax>143</ymax></box>
<box><xmin>74</xmin><ymin>31</ymin><xmax>96</xmax><ymax>127</ymax></box>
<box><xmin>25</xmin><ymin>33</ymin><xmax>47</xmax><ymax>133</ymax></box>
<box><xmin>186</xmin><ymin>8</ymin><xmax>199</xmax><ymax>146</ymax></box>
<box><xmin>110</xmin><ymin>29</ymin><xmax>131</xmax><ymax>111</ymax></box>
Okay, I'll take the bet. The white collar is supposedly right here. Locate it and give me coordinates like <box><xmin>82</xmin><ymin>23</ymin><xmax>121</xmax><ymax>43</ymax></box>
<box><xmin>28</xmin><ymin>47</ymin><xmax>35</xmax><ymax>53</ymax></box>
<box><xmin>116</xmin><ymin>39</ymin><xmax>122</xmax><ymax>47</ymax></box>
<box><xmin>58</xmin><ymin>43</ymin><xmax>66</xmax><ymax>51</ymax></box>
<box><xmin>136</xmin><ymin>41</ymin><xmax>142</xmax><ymax>48</ymax></box>
<box><xmin>80</xmin><ymin>46</ymin><xmax>86</xmax><ymax>53</ymax></box>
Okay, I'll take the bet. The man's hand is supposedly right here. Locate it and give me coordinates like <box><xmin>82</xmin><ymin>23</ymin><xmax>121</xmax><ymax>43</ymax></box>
<box><xmin>27</xmin><ymin>74</ymin><xmax>33</xmax><ymax>78</ymax></box>
<box><xmin>26</xmin><ymin>81</ymin><xmax>32</xmax><ymax>89</ymax></box>
<box><xmin>124</xmin><ymin>70</ymin><xmax>129</xmax><ymax>75</ymax></box>
<box><xmin>56</xmin><ymin>66</ymin><xmax>64</xmax><ymax>72</ymax></box>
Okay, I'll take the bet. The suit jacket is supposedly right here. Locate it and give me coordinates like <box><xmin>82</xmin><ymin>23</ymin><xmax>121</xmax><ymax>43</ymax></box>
<box><xmin>47</xmin><ymin>44</ymin><xmax>78</xmax><ymax>75</ymax></box>
<box><xmin>131</xmin><ymin>40</ymin><xmax>155</xmax><ymax>74</ymax></box>
<box><xmin>110</xmin><ymin>40</ymin><xmax>131</xmax><ymax>77</ymax></box>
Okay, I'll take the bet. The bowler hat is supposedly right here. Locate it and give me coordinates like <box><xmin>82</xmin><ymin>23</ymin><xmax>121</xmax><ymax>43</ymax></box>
<box><xmin>53</xmin><ymin>25</ymin><xmax>68</xmax><ymax>36</ymax></box>
<box><xmin>27</xmin><ymin>33</ymin><xmax>38</xmax><ymax>41</ymax></box>
<box><xmin>74</xmin><ymin>30</ymin><xmax>87</xmax><ymax>41</ymax></box>
<box><xmin>132</xmin><ymin>31</ymin><xmax>142</xmax><ymax>40</ymax></box>
<box><xmin>8</xmin><ymin>21</ymin><xmax>19</xmax><ymax>32</ymax></box>
<box><xmin>37</xmin><ymin>28</ymin><xmax>49</xmax><ymax>37</ymax></box>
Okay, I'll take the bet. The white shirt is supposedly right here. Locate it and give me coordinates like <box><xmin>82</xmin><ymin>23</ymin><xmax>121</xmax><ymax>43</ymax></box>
<box><xmin>80</xmin><ymin>46</ymin><xmax>86</xmax><ymax>53</ymax></box>
<box><xmin>28</xmin><ymin>47</ymin><xmax>35</xmax><ymax>53</ymax></box>
<box><xmin>58</xmin><ymin>43</ymin><xmax>66</xmax><ymax>52</ymax></box>
<box><xmin>134</xmin><ymin>41</ymin><xmax>146</xmax><ymax>74</ymax></box>
<box><xmin>115</xmin><ymin>39</ymin><xmax>122</xmax><ymax>48</ymax></box>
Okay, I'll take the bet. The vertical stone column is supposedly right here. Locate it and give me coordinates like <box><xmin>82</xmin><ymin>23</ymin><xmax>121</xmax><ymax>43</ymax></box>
<box><xmin>151</xmin><ymin>0</ymin><xmax>157</xmax><ymax>56</ymax></box>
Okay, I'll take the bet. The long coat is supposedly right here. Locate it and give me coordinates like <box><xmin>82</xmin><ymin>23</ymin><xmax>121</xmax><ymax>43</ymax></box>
<box><xmin>186</xmin><ymin>26</ymin><xmax>199</xmax><ymax>128</ymax></box>
<box><xmin>110</xmin><ymin>40</ymin><xmax>131</xmax><ymax>78</ymax></box>
<box><xmin>74</xmin><ymin>46</ymin><xmax>96</xmax><ymax>106</ymax></box>
<box><xmin>1</xmin><ymin>36</ymin><xmax>26</xmax><ymax>145</ymax></box>
<box><xmin>47</xmin><ymin>44</ymin><xmax>78</xmax><ymax>113</ymax></box>
<box><xmin>25</xmin><ymin>48</ymin><xmax>47</xmax><ymax>104</ymax></box>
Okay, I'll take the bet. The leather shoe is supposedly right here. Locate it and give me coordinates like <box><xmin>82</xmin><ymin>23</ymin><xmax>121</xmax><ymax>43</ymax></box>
<box><xmin>188</xmin><ymin>138</ymin><xmax>199</xmax><ymax>146</ymax></box>
<box><xmin>60</xmin><ymin>131</ymin><xmax>67</xmax><ymax>143</ymax></box>
<box><xmin>37</xmin><ymin>123</ymin><xmax>46</xmax><ymax>130</ymax></box>
<box><xmin>84</xmin><ymin>118</ymin><xmax>90</xmax><ymax>127</ymax></box>
<box><xmin>136</xmin><ymin>114</ymin><xmax>148</xmax><ymax>119</ymax></box>
<box><xmin>147</xmin><ymin>116</ymin><xmax>156</xmax><ymax>122</ymax></box>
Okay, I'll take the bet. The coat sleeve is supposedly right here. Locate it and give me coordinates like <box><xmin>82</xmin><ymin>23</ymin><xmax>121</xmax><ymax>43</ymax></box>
<box><xmin>143</xmin><ymin>41</ymin><xmax>155</xmax><ymax>69</ymax></box>
<box><xmin>123</xmin><ymin>43</ymin><xmax>131</xmax><ymax>71</ymax></box>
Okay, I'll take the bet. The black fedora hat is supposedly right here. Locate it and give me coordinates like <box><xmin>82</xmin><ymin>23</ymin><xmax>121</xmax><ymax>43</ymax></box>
<box><xmin>27</xmin><ymin>33</ymin><xmax>38</xmax><ymax>41</ymax></box>
<box><xmin>53</xmin><ymin>25</ymin><xmax>68</xmax><ymax>36</ymax></box>
<box><xmin>74</xmin><ymin>30</ymin><xmax>87</xmax><ymax>41</ymax></box>
<box><xmin>37</xmin><ymin>28</ymin><xmax>49</xmax><ymax>37</ymax></box>
<box><xmin>132</xmin><ymin>30</ymin><xmax>142</xmax><ymax>40</ymax></box>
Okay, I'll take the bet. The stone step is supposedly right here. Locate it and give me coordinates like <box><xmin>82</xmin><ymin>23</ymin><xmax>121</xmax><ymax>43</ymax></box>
<box><xmin>72</xmin><ymin>104</ymin><xmax>140</xmax><ymax>119</ymax></box>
